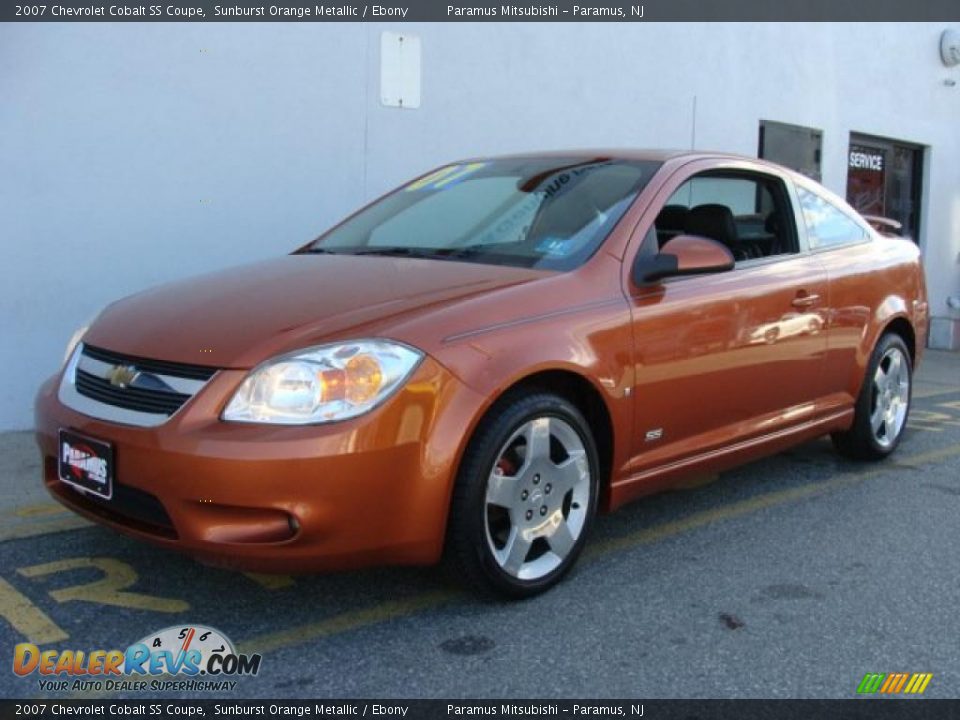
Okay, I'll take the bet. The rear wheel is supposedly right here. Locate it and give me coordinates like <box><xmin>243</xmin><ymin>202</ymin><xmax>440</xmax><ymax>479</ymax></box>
<box><xmin>445</xmin><ymin>391</ymin><xmax>599</xmax><ymax>599</ymax></box>
<box><xmin>832</xmin><ymin>333</ymin><xmax>912</xmax><ymax>460</ymax></box>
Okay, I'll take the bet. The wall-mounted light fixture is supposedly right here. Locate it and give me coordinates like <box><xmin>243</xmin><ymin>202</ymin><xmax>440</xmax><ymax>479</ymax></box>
<box><xmin>941</xmin><ymin>29</ymin><xmax>960</xmax><ymax>67</ymax></box>
<box><xmin>941</xmin><ymin>29</ymin><xmax>959</xmax><ymax>86</ymax></box>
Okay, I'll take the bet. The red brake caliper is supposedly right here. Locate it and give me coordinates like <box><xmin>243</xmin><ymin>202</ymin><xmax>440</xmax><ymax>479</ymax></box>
<box><xmin>495</xmin><ymin>457</ymin><xmax>517</xmax><ymax>476</ymax></box>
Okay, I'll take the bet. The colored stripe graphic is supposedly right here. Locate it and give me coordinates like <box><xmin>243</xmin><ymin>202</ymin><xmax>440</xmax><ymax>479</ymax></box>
<box><xmin>880</xmin><ymin>674</ymin><xmax>898</xmax><ymax>693</ymax></box>
<box><xmin>904</xmin><ymin>673</ymin><xmax>933</xmax><ymax>694</ymax></box>
<box><xmin>857</xmin><ymin>673</ymin><xmax>886</xmax><ymax>694</ymax></box>
<box><xmin>858</xmin><ymin>672</ymin><xmax>932</xmax><ymax>694</ymax></box>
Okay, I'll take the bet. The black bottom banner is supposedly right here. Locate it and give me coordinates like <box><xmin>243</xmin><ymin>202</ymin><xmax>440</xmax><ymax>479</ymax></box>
<box><xmin>2</xmin><ymin>700</ymin><xmax>959</xmax><ymax>720</ymax></box>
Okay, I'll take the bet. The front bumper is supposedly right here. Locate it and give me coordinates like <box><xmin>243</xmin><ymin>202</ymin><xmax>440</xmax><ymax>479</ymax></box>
<box><xmin>35</xmin><ymin>357</ymin><xmax>483</xmax><ymax>573</ymax></box>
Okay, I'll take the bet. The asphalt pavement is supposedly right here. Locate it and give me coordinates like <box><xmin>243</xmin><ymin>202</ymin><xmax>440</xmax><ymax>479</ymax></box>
<box><xmin>1</xmin><ymin>351</ymin><xmax>958</xmax><ymax>700</ymax></box>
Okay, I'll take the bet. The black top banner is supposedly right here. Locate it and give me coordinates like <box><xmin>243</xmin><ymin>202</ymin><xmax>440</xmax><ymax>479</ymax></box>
<box><xmin>4</xmin><ymin>0</ymin><xmax>960</xmax><ymax>22</ymax></box>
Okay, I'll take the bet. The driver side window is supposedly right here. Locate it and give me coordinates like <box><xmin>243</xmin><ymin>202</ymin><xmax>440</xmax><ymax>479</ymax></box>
<box><xmin>654</xmin><ymin>172</ymin><xmax>799</xmax><ymax>262</ymax></box>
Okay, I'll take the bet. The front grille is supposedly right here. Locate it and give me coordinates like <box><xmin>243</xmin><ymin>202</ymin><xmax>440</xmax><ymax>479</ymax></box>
<box><xmin>83</xmin><ymin>344</ymin><xmax>217</xmax><ymax>381</ymax></box>
<box><xmin>76</xmin><ymin>368</ymin><xmax>190</xmax><ymax>415</ymax></box>
<box><xmin>64</xmin><ymin>344</ymin><xmax>218</xmax><ymax>424</ymax></box>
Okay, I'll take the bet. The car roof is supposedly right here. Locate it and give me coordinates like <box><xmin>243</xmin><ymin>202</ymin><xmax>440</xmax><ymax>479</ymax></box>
<box><xmin>454</xmin><ymin>149</ymin><xmax>807</xmax><ymax>188</ymax></box>
<box><xmin>462</xmin><ymin>149</ymin><xmax>764</xmax><ymax>164</ymax></box>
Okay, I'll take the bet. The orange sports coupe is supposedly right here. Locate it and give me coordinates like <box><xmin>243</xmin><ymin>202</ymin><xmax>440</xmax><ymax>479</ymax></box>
<box><xmin>36</xmin><ymin>151</ymin><xmax>928</xmax><ymax>597</ymax></box>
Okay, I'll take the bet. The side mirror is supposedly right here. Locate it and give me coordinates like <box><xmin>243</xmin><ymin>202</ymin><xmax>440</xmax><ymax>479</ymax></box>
<box><xmin>632</xmin><ymin>234</ymin><xmax>735</xmax><ymax>285</ymax></box>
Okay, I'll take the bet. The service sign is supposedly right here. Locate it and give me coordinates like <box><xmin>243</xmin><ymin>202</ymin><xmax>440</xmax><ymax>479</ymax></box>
<box><xmin>849</xmin><ymin>146</ymin><xmax>885</xmax><ymax>172</ymax></box>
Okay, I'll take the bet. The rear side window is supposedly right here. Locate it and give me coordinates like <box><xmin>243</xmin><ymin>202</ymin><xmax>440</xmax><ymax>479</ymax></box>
<box><xmin>797</xmin><ymin>186</ymin><xmax>869</xmax><ymax>250</ymax></box>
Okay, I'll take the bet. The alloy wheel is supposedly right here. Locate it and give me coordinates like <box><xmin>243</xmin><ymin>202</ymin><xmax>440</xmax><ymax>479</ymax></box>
<box><xmin>869</xmin><ymin>346</ymin><xmax>910</xmax><ymax>448</ymax></box>
<box><xmin>483</xmin><ymin>416</ymin><xmax>591</xmax><ymax>581</ymax></box>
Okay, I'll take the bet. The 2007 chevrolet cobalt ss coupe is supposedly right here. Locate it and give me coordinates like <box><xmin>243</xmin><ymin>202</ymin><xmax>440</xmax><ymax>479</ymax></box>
<box><xmin>36</xmin><ymin>151</ymin><xmax>928</xmax><ymax>597</ymax></box>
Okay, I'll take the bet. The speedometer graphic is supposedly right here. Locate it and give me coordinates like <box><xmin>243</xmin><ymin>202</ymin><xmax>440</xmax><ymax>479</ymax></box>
<box><xmin>133</xmin><ymin>625</ymin><xmax>235</xmax><ymax>674</ymax></box>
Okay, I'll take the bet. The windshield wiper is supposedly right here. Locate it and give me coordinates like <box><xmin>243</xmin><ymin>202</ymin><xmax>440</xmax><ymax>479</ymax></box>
<box><xmin>443</xmin><ymin>245</ymin><xmax>488</xmax><ymax>257</ymax></box>
<box><xmin>299</xmin><ymin>247</ymin><xmax>340</xmax><ymax>255</ymax></box>
<box><xmin>303</xmin><ymin>245</ymin><xmax>500</xmax><ymax>261</ymax></box>
<box><xmin>442</xmin><ymin>243</ymin><xmax>515</xmax><ymax>258</ymax></box>
<box><xmin>347</xmin><ymin>247</ymin><xmax>443</xmax><ymax>258</ymax></box>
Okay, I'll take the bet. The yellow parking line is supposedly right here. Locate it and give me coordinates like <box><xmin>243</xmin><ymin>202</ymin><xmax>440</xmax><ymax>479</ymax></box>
<box><xmin>0</xmin><ymin>578</ymin><xmax>68</xmax><ymax>645</ymax></box>
<box><xmin>588</xmin><ymin>442</ymin><xmax>960</xmax><ymax>560</ymax></box>
<box><xmin>907</xmin><ymin>425</ymin><xmax>943</xmax><ymax>433</ymax></box>
<box><xmin>586</xmin><ymin>482</ymin><xmax>836</xmax><ymax>560</ymax></box>
<box><xmin>19</xmin><ymin>558</ymin><xmax>189</xmax><ymax>613</ymax></box>
<box><xmin>12</xmin><ymin>503</ymin><xmax>69</xmax><ymax>518</ymax></box>
<box><xmin>891</xmin><ymin>443</ymin><xmax>960</xmax><ymax>468</ymax></box>
<box><xmin>912</xmin><ymin>386</ymin><xmax>960</xmax><ymax>399</ymax></box>
<box><xmin>237</xmin><ymin>590</ymin><xmax>459</xmax><ymax>655</ymax></box>
<box><xmin>0</xmin><ymin>516</ymin><xmax>90</xmax><ymax>543</ymax></box>
<box><xmin>244</xmin><ymin>573</ymin><xmax>295</xmax><ymax>590</ymax></box>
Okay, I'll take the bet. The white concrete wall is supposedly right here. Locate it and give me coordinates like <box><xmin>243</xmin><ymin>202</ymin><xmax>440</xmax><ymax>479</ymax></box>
<box><xmin>1</xmin><ymin>22</ymin><xmax>957</xmax><ymax>429</ymax></box>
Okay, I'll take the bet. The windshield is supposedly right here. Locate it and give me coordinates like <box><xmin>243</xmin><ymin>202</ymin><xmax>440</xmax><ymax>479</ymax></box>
<box><xmin>301</xmin><ymin>157</ymin><xmax>661</xmax><ymax>270</ymax></box>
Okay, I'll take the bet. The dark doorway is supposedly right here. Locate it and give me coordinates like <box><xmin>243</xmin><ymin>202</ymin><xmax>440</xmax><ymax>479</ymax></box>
<box><xmin>847</xmin><ymin>134</ymin><xmax>924</xmax><ymax>244</ymax></box>
<box><xmin>758</xmin><ymin>120</ymin><xmax>823</xmax><ymax>182</ymax></box>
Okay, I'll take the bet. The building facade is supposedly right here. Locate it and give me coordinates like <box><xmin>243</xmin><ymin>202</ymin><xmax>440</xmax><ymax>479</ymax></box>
<box><xmin>1</xmin><ymin>22</ymin><xmax>958</xmax><ymax>430</ymax></box>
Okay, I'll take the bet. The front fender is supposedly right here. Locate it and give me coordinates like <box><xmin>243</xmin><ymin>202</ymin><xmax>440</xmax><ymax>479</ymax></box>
<box><xmin>431</xmin><ymin>296</ymin><xmax>635</xmax><ymax>487</ymax></box>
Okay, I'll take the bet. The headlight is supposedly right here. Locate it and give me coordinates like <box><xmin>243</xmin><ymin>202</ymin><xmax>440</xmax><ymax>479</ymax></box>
<box><xmin>63</xmin><ymin>325</ymin><xmax>90</xmax><ymax>365</ymax></box>
<box><xmin>222</xmin><ymin>340</ymin><xmax>423</xmax><ymax>425</ymax></box>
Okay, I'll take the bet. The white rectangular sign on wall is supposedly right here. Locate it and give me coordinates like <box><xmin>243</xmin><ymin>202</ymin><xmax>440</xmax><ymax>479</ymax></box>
<box><xmin>380</xmin><ymin>31</ymin><xmax>421</xmax><ymax>109</ymax></box>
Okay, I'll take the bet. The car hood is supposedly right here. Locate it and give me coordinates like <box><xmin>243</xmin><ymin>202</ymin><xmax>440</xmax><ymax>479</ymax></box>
<box><xmin>83</xmin><ymin>254</ymin><xmax>551</xmax><ymax>368</ymax></box>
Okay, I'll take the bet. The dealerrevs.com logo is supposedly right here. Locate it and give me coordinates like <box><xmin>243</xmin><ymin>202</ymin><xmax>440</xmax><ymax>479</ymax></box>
<box><xmin>13</xmin><ymin>625</ymin><xmax>262</xmax><ymax>693</ymax></box>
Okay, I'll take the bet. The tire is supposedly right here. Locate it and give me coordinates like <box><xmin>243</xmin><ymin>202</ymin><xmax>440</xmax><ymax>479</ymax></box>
<box><xmin>832</xmin><ymin>333</ymin><xmax>913</xmax><ymax>461</ymax></box>
<box><xmin>445</xmin><ymin>391</ymin><xmax>600</xmax><ymax>599</ymax></box>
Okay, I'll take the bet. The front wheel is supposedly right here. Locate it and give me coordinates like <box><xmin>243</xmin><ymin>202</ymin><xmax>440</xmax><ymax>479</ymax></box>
<box><xmin>832</xmin><ymin>333</ymin><xmax>913</xmax><ymax>460</ymax></box>
<box><xmin>445</xmin><ymin>391</ymin><xmax>600</xmax><ymax>599</ymax></box>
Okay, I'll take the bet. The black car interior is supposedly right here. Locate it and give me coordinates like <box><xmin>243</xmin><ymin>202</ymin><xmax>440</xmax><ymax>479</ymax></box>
<box><xmin>653</xmin><ymin>172</ymin><xmax>797</xmax><ymax>261</ymax></box>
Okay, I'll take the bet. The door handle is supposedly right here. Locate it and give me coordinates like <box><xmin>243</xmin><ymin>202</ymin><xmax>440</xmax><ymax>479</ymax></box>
<box><xmin>791</xmin><ymin>292</ymin><xmax>820</xmax><ymax>309</ymax></box>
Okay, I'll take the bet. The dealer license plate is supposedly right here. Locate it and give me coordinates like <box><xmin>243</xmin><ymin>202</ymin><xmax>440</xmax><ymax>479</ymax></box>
<box><xmin>58</xmin><ymin>429</ymin><xmax>114</xmax><ymax>500</ymax></box>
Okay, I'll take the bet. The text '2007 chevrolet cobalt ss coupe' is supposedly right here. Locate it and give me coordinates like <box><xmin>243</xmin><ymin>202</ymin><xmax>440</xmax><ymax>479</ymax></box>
<box><xmin>36</xmin><ymin>151</ymin><xmax>928</xmax><ymax>597</ymax></box>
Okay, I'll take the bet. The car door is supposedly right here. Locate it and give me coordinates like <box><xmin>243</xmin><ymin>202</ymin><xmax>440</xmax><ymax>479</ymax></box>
<box><xmin>793</xmin><ymin>182</ymin><xmax>882</xmax><ymax>412</ymax></box>
<box><xmin>617</xmin><ymin>161</ymin><xmax>829</xmax><ymax>500</ymax></box>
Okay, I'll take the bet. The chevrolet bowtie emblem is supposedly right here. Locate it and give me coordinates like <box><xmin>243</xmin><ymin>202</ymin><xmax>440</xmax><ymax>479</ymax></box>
<box><xmin>106</xmin><ymin>364</ymin><xmax>140</xmax><ymax>388</ymax></box>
